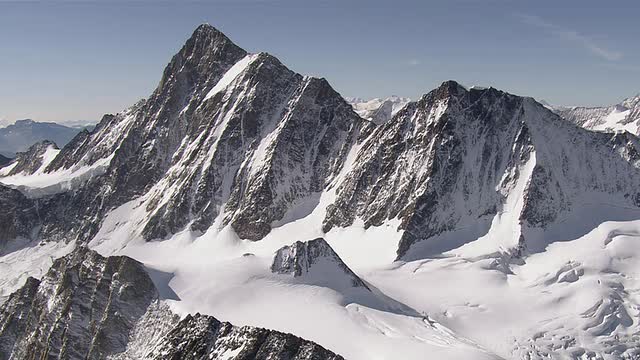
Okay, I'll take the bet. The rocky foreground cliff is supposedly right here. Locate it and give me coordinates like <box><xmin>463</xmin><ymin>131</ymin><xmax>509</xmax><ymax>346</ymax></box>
<box><xmin>0</xmin><ymin>247</ymin><xmax>343</xmax><ymax>360</ymax></box>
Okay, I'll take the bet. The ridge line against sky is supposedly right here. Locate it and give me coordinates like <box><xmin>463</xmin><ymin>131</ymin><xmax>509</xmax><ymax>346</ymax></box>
<box><xmin>0</xmin><ymin>0</ymin><xmax>638</xmax><ymax>125</ymax></box>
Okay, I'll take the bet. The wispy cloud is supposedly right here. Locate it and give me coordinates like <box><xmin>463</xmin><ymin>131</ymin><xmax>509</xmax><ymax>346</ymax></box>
<box><xmin>517</xmin><ymin>14</ymin><xmax>622</xmax><ymax>61</ymax></box>
<box><xmin>406</xmin><ymin>59</ymin><xmax>421</xmax><ymax>66</ymax></box>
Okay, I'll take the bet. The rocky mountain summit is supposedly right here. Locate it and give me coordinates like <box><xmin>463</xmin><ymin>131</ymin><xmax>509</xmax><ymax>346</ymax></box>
<box><xmin>0</xmin><ymin>247</ymin><xmax>157</xmax><ymax>359</ymax></box>
<box><xmin>0</xmin><ymin>247</ymin><xmax>343</xmax><ymax>360</ymax></box>
<box><xmin>325</xmin><ymin>81</ymin><xmax>640</xmax><ymax>258</ymax></box>
<box><xmin>0</xmin><ymin>24</ymin><xmax>369</xmax><ymax>248</ymax></box>
<box><xmin>272</xmin><ymin>238</ymin><xmax>369</xmax><ymax>289</ymax></box>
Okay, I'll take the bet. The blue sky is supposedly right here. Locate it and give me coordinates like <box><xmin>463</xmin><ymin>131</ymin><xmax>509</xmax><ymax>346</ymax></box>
<box><xmin>0</xmin><ymin>0</ymin><xmax>638</xmax><ymax>125</ymax></box>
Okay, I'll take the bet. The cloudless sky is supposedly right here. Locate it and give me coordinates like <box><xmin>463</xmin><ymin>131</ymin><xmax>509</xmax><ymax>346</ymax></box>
<box><xmin>0</xmin><ymin>0</ymin><xmax>639</xmax><ymax>125</ymax></box>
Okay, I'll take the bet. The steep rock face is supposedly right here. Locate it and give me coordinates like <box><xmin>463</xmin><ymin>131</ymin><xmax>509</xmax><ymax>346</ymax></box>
<box><xmin>19</xmin><ymin>24</ymin><xmax>367</xmax><ymax>246</ymax></box>
<box><xmin>144</xmin><ymin>313</ymin><xmax>344</xmax><ymax>360</ymax></box>
<box><xmin>0</xmin><ymin>247</ymin><xmax>157</xmax><ymax>359</ymax></box>
<box><xmin>324</xmin><ymin>81</ymin><xmax>640</xmax><ymax>258</ymax></box>
<box><xmin>556</xmin><ymin>94</ymin><xmax>640</xmax><ymax>134</ymax></box>
<box><xmin>2</xmin><ymin>140</ymin><xmax>59</xmax><ymax>176</ymax></box>
<box><xmin>272</xmin><ymin>238</ymin><xmax>369</xmax><ymax>289</ymax></box>
<box><xmin>0</xmin><ymin>185</ymin><xmax>40</xmax><ymax>247</ymax></box>
<box><xmin>141</xmin><ymin>55</ymin><xmax>367</xmax><ymax>241</ymax></box>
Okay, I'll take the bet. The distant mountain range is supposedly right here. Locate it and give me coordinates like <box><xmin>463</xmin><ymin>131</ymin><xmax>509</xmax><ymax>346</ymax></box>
<box><xmin>552</xmin><ymin>95</ymin><xmax>640</xmax><ymax>134</ymax></box>
<box><xmin>0</xmin><ymin>119</ymin><xmax>94</xmax><ymax>157</ymax></box>
<box><xmin>346</xmin><ymin>96</ymin><xmax>411</xmax><ymax>125</ymax></box>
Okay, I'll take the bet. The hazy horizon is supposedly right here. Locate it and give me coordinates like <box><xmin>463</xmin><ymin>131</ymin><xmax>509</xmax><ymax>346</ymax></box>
<box><xmin>1</xmin><ymin>0</ymin><xmax>639</xmax><ymax>125</ymax></box>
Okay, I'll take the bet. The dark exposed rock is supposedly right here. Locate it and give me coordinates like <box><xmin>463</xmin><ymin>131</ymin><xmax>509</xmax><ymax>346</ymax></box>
<box><xmin>0</xmin><ymin>246</ymin><xmax>348</xmax><ymax>360</ymax></box>
<box><xmin>0</xmin><ymin>247</ymin><xmax>157</xmax><ymax>359</ymax></box>
<box><xmin>272</xmin><ymin>238</ymin><xmax>369</xmax><ymax>289</ymax></box>
<box><xmin>0</xmin><ymin>184</ymin><xmax>40</xmax><ymax>248</ymax></box>
<box><xmin>145</xmin><ymin>313</ymin><xmax>344</xmax><ymax>360</ymax></box>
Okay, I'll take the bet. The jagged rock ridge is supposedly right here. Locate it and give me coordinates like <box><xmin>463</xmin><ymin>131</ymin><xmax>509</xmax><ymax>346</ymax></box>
<box><xmin>324</xmin><ymin>81</ymin><xmax>640</xmax><ymax>258</ymax></box>
<box><xmin>2</xmin><ymin>24</ymin><xmax>369</xmax><ymax>248</ymax></box>
<box><xmin>144</xmin><ymin>313</ymin><xmax>344</xmax><ymax>360</ymax></box>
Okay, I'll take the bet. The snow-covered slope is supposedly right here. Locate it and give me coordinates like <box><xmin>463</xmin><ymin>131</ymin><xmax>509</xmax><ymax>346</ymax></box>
<box><xmin>346</xmin><ymin>96</ymin><xmax>411</xmax><ymax>125</ymax></box>
<box><xmin>1</xmin><ymin>24</ymin><xmax>640</xmax><ymax>360</ymax></box>
<box><xmin>556</xmin><ymin>94</ymin><xmax>640</xmax><ymax>134</ymax></box>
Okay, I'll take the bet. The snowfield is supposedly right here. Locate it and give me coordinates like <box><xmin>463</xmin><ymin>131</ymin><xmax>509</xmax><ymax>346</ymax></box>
<box><xmin>2</xmin><ymin>169</ymin><xmax>634</xmax><ymax>359</ymax></box>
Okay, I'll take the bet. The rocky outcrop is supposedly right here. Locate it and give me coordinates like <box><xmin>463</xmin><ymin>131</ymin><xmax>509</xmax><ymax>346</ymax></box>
<box><xmin>0</xmin><ymin>247</ymin><xmax>344</xmax><ymax>360</ymax></box>
<box><xmin>144</xmin><ymin>313</ymin><xmax>344</xmax><ymax>360</ymax></box>
<box><xmin>0</xmin><ymin>247</ymin><xmax>157</xmax><ymax>359</ymax></box>
<box><xmin>272</xmin><ymin>238</ymin><xmax>369</xmax><ymax>289</ymax></box>
<box><xmin>0</xmin><ymin>184</ymin><xmax>40</xmax><ymax>247</ymax></box>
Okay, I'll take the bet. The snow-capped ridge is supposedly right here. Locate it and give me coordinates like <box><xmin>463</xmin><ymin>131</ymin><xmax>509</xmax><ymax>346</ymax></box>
<box><xmin>325</xmin><ymin>80</ymin><xmax>640</xmax><ymax>261</ymax></box>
